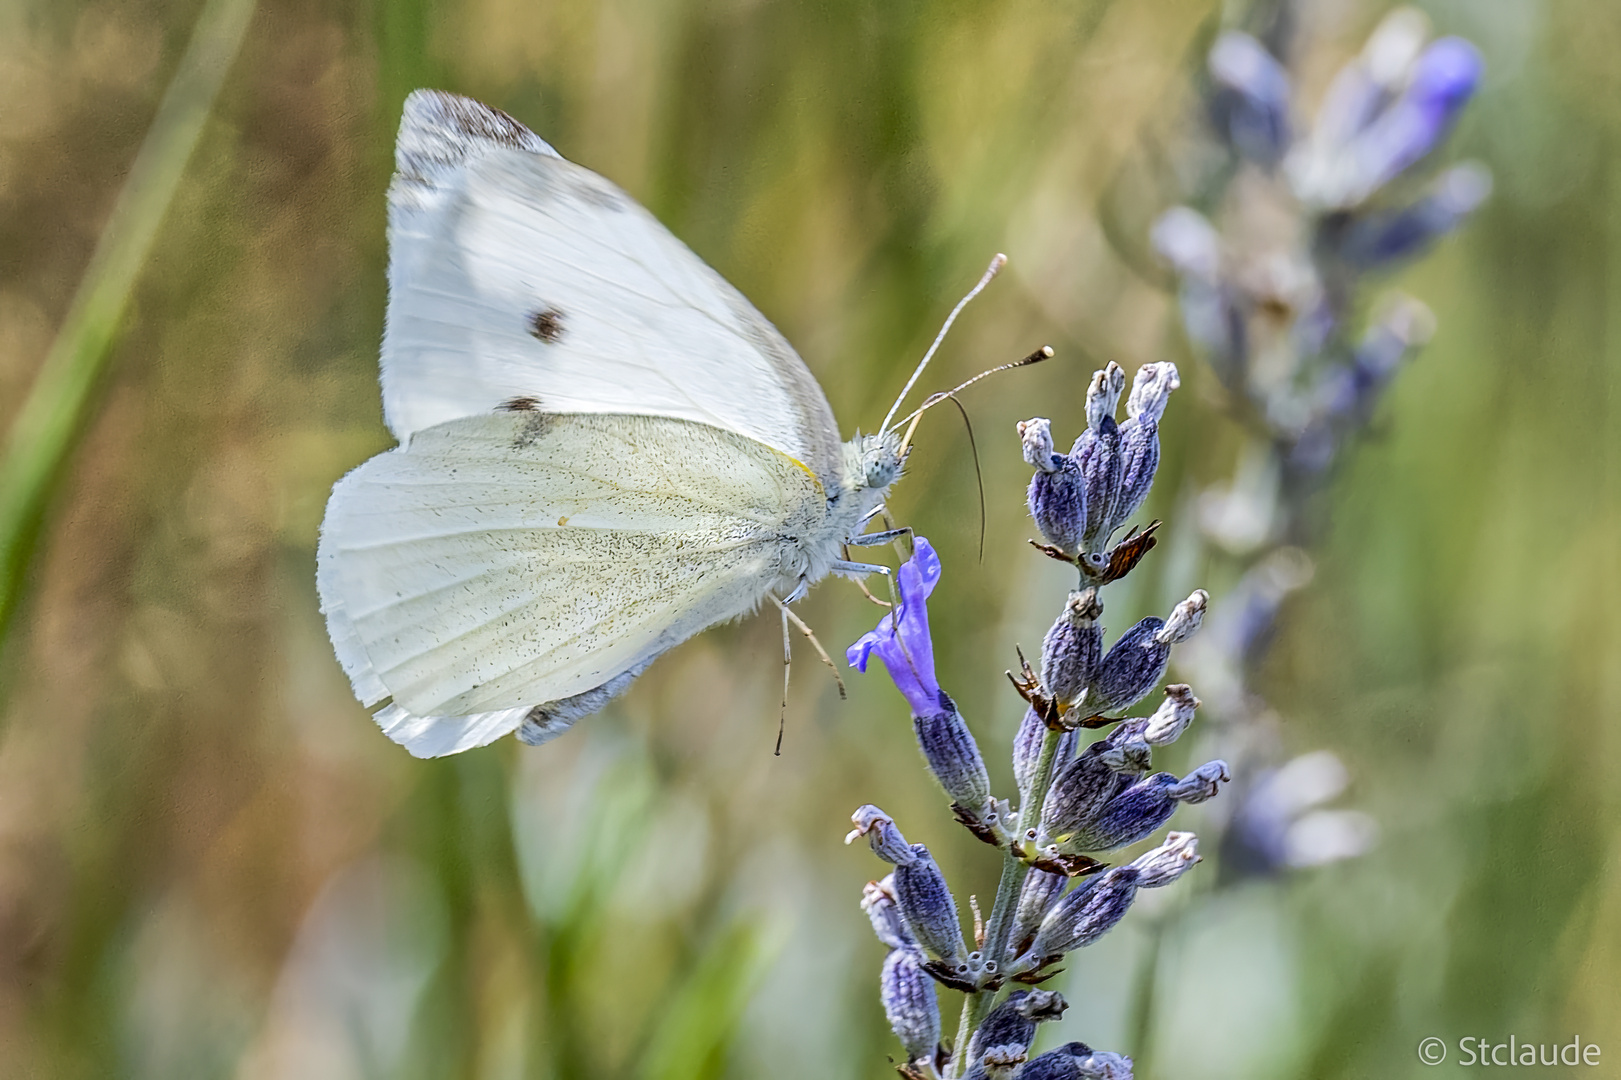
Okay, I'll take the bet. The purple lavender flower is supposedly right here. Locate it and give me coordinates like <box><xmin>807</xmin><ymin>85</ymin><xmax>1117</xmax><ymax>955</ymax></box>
<box><xmin>848</xmin><ymin>537</ymin><xmax>943</xmax><ymax>717</ymax></box>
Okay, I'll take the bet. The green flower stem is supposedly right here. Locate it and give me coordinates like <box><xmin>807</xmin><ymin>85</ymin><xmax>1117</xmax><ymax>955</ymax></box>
<box><xmin>950</xmin><ymin>723</ymin><xmax>1067</xmax><ymax>1075</ymax></box>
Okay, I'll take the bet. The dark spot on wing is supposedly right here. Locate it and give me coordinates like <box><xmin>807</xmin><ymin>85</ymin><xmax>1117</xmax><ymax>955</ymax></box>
<box><xmin>498</xmin><ymin>396</ymin><xmax>542</xmax><ymax>411</ymax></box>
<box><xmin>529</xmin><ymin>306</ymin><xmax>566</xmax><ymax>344</ymax></box>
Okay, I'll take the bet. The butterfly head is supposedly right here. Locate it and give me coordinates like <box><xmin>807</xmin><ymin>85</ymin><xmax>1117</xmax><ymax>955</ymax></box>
<box><xmin>847</xmin><ymin>430</ymin><xmax>905</xmax><ymax>496</ymax></box>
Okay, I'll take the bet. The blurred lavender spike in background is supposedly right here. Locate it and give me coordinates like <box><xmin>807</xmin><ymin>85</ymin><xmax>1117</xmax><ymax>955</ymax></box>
<box><xmin>892</xmin><ymin>844</ymin><xmax>968</xmax><ymax>964</ymax></box>
<box><xmin>881</xmin><ymin>947</ymin><xmax>942</xmax><ymax>1066</ymax></box>
<box><xmin>1222</xmin><ymin>751</ymin><xmax>1378</xmax><ymax>877</ymax></box>
<box><xmin>1208</xmin><ymin>31</ymin><xmax>1293</xmax><ymax>166</ymax></box>
<box><xmin>1314</xmin><ymin>35</ymin><xmax>1483</xmax><ymax>207</ymax></box>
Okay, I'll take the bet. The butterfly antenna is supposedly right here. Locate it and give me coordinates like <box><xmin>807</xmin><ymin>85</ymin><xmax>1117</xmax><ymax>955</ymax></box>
<box><xmin>880</xmin><ymin>253</ymin><xmax>1007</xmax><ymax>434</ymax></box>
<box><xmin>935</xmin><ymin>393</ymin><xmax>987</xmax><ymax>561</ymax></box>
<box><xmin>894</xmin><ymin>345</ymin><xmax>1055</xmax><ymax>434</ymax></box>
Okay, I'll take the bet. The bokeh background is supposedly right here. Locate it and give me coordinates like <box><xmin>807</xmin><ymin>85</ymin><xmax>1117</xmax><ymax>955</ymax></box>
<box><xmin>1</xmin><ymin>0</ymin><xmax>1618</xmax><ymax>1077</ymax></box>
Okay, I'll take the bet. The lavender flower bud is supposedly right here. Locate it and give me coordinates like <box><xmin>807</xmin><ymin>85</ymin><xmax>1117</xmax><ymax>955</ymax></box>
<box><xmin>1041</xmin><ymin>745</ymin><xmax>1126</xmax><ymax>845</ymax></box>
<box><xmin>1109</xmin><ymin>363</ymin><xmax>1180</xmax><ymax>526</ymax></box>
<box><xmin>1097</xmin><ymin>739</ymin><xmax>1152</xmax><ymax>775</ymax></box>
<box><xmin>1170</xmin><ymin>760</ymin><xmax>1232</xmax><ymax>803</ymax></box>
<box><xmin>912</xmin><ymin>695</ymin><xmax>992</xmax><ymax>813</ymax></box>
<box><xmin>1153</xmin><ymin>590</ymin><xmax>1208</xmax><ymax>645</ymax></box>
<box><xmin>1142</xmin><ymin>684</ymin><xmax>1200</xmax><ymax>746</ymax></box>
<box><xmin>1084</xmin><ymin>363</ymin><xmax>1125</xmax><ymax>432</ymax></box>
<box><xmin>1208</xmin><ymin>32</ymin><xmax>1292</xmax><ymax>166</ymax></box>
<box><xmin>967</xmin><ymin>990</ymin><xmax>1068</xmax><ymax>1069</ymax></box>
<box><xmin>846</xmin><ymin>805</ymin><xmax>917</xmax><ymax>865</ymax></box>
<box><xmin>1022</xmin><ymin>419</ymin><xmax>1089</xmax><ymax>555</ymax></box>
<box><xmin>893</xmin><ymin>845</ymin><xmax>967</xmax><ymax>963</ymax></box>
<box><xmin>1021</xmin><ymin>1043</ymin><xmax>1091</xmax><ymax>1080</ymax></box>
<box><xmin>880</xmin><ymin>947</ymin><xmax>940</xmax><ymax>1064</ymax></box>
<box><xmin>1073</xmin><ymin>420</ymin><xmax>1123</xmax><ymax>549</ymax></box>
<box><xmin>1023</xmin><ymin>1044</ymin><xmax>1136</xmax><ymax>1080</ymax></box>
<box><xmin>1041</xmin><ymin>589</ymin><xmax>1104</xmax><ymax>702</ymax></box>
<box><xmin>1063</xmin><ymin>763</ymin><xmax>1228</xmax><ymax>853</ymax></box>
<box><xmin>1013</xmin><ymin>705</ymin><xmax>1047</xmax><ymax>797</ymax></box>
<box><xmin>1086</xmin><ymin>617</ymin><xmax>1170</xmax><ymax>716</ymax></box>
<box><xmin>1020</xmin><ymin>417</ymin><xmax>1058</xmax><ymax>470</ymax></box>
<box><xmin>1129</xmin><ymin>831</ymin><xmax>1201</xmax><ymax>888</ymax></box>
<box><xmin>1076</xmin><ymin>1051</ymin><xmax>1135</xmax><ymax>1079</ymax></box>
<box><xmin>862</xmin><ymin>876</ymin><xmax>915</xmax><ymax>950</ymax></box>
<box><xmin>1030</xmin><ymin>867</ymin><xmax>1139</xmax><ymax>959</ymax></box>
<box><xmin>1125</xmin><ymin>362</ymin><xmax>1180</xmax><ymax>424</ymax></box>
<box><xmin>1011</xmin><ymin>869</ymin><xmax>1070</xmax><ymax>956</ymax></box>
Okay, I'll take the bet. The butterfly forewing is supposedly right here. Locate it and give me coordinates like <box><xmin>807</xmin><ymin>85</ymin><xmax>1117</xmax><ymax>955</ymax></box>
<box><xmin>382</xmin><ymin>93</ymin><xmax>845</xmax><ymax>483</ymax></box>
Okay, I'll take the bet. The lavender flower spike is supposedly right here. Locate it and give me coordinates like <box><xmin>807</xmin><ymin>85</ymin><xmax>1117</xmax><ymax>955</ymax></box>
<box><xmin>848</xmin><ymin>537</ymin><xmax>943</xmax><ymax>717</ymax></box>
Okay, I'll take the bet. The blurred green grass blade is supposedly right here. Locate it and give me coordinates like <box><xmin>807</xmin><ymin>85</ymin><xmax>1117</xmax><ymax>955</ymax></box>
<box><xmin>636</xmin><ymin>918</ymin><xmax>780</xmax><ymax>1080</ymax></box>
<box><xmin>0</xmin><ymin>0</ymin><xmax>258</xmax><ymax>641</ymax></box>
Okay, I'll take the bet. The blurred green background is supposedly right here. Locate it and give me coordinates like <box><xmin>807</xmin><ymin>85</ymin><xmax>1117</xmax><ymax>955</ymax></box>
<box><xmin>1</xmin><ymin>0</ymin><xmax>1617</xmax><ymax>1077</ymax></box>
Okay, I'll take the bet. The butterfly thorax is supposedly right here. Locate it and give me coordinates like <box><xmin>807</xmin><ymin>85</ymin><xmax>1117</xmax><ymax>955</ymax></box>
<box><xmin>814</xmin><ymin>431</ymin><xmax>903</xmax><ymax>565</ymax></box>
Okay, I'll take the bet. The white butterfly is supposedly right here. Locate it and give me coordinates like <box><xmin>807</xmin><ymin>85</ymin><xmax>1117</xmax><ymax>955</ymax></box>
<box><xmin>318</xmin><ymin>90</ymin><xmax>946</xmax><ymax>758</ymax></box>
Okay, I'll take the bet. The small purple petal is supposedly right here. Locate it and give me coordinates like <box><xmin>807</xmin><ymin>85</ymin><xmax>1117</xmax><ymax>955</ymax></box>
<box><xmin>847</xmin><ymin>538</ymin><xmax>942</xmax><ymax>717</ymax></box>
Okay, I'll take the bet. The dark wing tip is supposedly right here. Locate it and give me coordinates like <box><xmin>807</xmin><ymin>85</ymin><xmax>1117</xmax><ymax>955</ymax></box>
<box><xmin>395</xmin><ymin>90</ymin><xmax>561</xmax><ymax>191</ymax></box>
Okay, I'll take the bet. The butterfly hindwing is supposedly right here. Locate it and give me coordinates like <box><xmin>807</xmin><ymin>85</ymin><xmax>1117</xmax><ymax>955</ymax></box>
<box><xmin>317</xmin><ymin>411</ymin><xmax>825</xmax><ymax>754</ymax></box>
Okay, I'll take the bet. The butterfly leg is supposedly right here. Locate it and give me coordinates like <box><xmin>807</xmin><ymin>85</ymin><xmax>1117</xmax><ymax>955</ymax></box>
<box><xmin>844</xmin><ymin>526</ymin><xmax>912</xmax><ymax>547</ymax></box>
<box><xmin>857</xmin><ymin>502</ymin><xmax>889</xmax><ymax>527</ymax></box>
<box><xmin>770</xmin><ymin>594</ymin><xmax>847</xmax><ymax>700</ymax></box>
<box><xmin>775</xmin><ymin>604</ymin><xmax>791</xmax><ymax>755</ymax></box>
<box><xmin>830</xmin><ymin>558</ymin><xmax>891</xmax><ymax>578</ymax></box>
<box><xmin>783</xmin><ymin>575</ymin><xmax>811</xmax><ymax>605</ymax></box>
